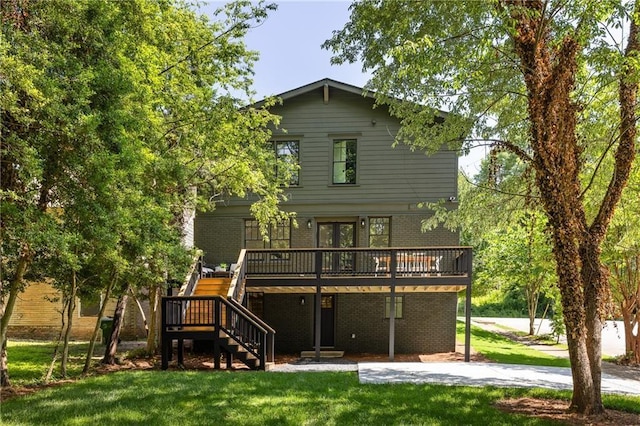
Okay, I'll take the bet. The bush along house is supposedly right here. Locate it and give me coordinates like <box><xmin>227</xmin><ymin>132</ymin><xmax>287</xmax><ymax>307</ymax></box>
<box><xmin>161</xmin><ymin>79</ymin><xmax>472</xmax><ymax>370</ymax></box>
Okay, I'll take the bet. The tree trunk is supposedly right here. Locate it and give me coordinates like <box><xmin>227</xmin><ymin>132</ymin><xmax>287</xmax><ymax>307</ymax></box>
<box><xmin>130</xmin><ymin>288</ymin><xmax>148</xmax><ymax>338</ymax></box>
<box><xmin>61</xmin><ymin>271</ymin><xmax>78</xmax><ymax>377</ymax></box>
<box><xmin>146</xmin><ymin>284</ymin><xmax>161</xmax><ymax>354</ymax></box>
<box><xmin>0</xmin><ymin>339</ymin><xmax>10</xmax><ymax>388</ymax></box>
<box><xmin>102</xmin><ymin>288</ymin><xmax>129</xmax><ymax>365</ymax></box>
<box><xmin>82</xmin><ymin>274</ymin><xmax>117</xmax><ymax>375</ymax></box>
<box><xmin>526</xmin><ymin>285</ymin><xmax>539</xmax><ymax>336</ymax></box>
<box><xmin>45</xmin><ymin>298</ymin><xmax>69</xmax><ymax>382</ymax></box>
<box><xmin>506</xmin><ymin>0</ymin><xmax>638</xmax><ymax>414</ymax></box>
<box><xmin>0</xmin><ymin>254</ymin><xmax>31</xmax><ymax>388</ymax></box>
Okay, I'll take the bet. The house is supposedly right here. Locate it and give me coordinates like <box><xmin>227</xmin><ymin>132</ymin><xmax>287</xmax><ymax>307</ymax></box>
<box><xmin>6</xmin><ymin>281</ymin><xmax>147</xmax><ymax>341</ymax></box>
<box><xmin>191</xmin><ymin>79</ymin><xmax>472</xmax><ymax>360</ymax></box>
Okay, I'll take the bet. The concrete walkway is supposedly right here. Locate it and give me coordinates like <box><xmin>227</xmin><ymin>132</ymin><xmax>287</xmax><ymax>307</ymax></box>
<box><xmin>269</xmin><ymin>317</ymin><xmax>640</xmax><ymax>395</ymax></box>
<box><xmin>269</xmin><ymin>361</ymin><xmax>640</xmax><ymax>395</ymax></box>
<box><xmin>357</xmin><ymin>362</ymin><xmax>640</xmax><ymax>396</ymax></box>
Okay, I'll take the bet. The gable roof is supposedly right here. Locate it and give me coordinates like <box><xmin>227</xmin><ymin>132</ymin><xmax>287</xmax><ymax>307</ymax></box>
<box><xmin>251</xmin><ymin>78</ymin><xmax>374</xmax><ymax>108</ymax></box>
<box><xmin>253</xmin><ymin>78</ymin><xmax>448</xmax><ymax>120</ymax></box>
<box><xmin>276</xmin><ymin>78</ymin><xmax>374</xmax><ymax>102</ymax></box>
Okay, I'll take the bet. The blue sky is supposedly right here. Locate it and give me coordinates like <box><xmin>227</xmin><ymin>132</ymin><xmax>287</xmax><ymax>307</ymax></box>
<box><xmin>201</xmin><ymin>1</ymin><xmax>366</xmax><ymax>98</ymax></box>
<box><xmin>200</xmin><ymin>1</ymin><xmax>486</xmax><ymax>175</ymax></box>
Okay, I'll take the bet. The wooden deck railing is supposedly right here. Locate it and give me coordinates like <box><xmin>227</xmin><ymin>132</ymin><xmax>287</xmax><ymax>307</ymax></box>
<box><xmin>242</xmin><ymin>247</ymin><xmax>472</xmax><ymax>278</ymax></box>
<box><xmin>161</xmin><ymin>295</ymin><xmax>275</xmax><ymax>370</ymax></box>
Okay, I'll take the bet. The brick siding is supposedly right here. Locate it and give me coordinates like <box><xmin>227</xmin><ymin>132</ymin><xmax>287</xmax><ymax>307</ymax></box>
<box><xmin>261</xmin><ymin>292</ymin><xmax>458</xmax><ymax>354</ymax></box>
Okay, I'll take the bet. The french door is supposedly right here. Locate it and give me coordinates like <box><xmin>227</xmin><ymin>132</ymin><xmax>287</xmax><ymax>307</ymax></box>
<box><xmin>317</xmin><ymin>222</ymin><xmax>355</xmax><ymax>273</ymax></box>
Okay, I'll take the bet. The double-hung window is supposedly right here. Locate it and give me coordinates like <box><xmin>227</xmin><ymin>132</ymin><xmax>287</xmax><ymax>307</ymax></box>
<box><xmin>244</xmin><ymin>219</ymin><xmax>291</xmax><ymax>251</ymax></box>
<box><xmin>274</xmin><ymin>140</ymin><xmax>299</xmax><ymax>186</ymax></box>
<box><xmin>332</xmin><ymin>139</ymin><xmax>357</xmax><ymax>184</ymax></box>
<box><xmin>369</xmin><ymin>217</ymin><xmax>391</xmax><ymax>247</ymax></box>
<box><xmin>384</xmin><ymin>296</ymin><xmax>403</xmax><ymax>319</ymax></box>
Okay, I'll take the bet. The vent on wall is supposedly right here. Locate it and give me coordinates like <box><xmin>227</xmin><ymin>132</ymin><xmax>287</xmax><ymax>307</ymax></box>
<box><xmin>323</xmin><ymin>83</ymin><xmax>329</xmax><ymax>104</ymax></box>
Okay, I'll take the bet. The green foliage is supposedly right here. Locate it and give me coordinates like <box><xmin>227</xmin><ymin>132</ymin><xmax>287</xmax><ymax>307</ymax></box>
<box><xmin>1</xmin><ymin>0</ymin><xmax>287</xmax><ymax>377</ymax></box>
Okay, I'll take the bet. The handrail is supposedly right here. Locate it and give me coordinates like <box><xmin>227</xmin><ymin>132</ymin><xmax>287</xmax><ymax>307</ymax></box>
<box><xmin>178</xmin><ymin>252</ymin><xmax>203</xmax><ymax>297</ymax></box>
<box><xmin>228</xmin><ymin>298</ymin><xmax>275</xmax><ymax>334</ymax></box>
<box><xmin>227</xmin><ymin>249</ymin><xmax>247</xmax><ymax>302</ymax></box>
<box><xmin>219</xmin><ymin>297</ymin><xmax>268</xmax><ymax>334</ymax></box>
<box><xmin>221</xmin><ymin>297</ymin><xmax>275</xmax><ymax>365</ymax></box>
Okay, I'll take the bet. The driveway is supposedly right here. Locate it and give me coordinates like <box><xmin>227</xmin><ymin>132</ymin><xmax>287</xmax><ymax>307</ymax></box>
<box><xmin>270</xmin><ymin>361</ymin><xmax>640</xmax><ymax>395</ymax></box>
<box><xmin>472</xmin><ymin>317</ymin><xmax>628</xmax><ymax>358</ymax></box>
<box><xmin>357</xmin><ymin>362</ymin><xmax>640</xmax><ymax>395</ymax></box>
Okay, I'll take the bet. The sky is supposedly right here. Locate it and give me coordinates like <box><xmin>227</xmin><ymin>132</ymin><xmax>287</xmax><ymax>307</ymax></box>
<box><xmin>200</xmin><ymin>1</ymin><xmax>487</xmax><ymax>175</ymax></box>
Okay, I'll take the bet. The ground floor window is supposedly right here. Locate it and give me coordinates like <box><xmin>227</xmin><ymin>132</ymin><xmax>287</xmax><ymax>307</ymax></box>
<box><xmin>79</xmin><ymin>292</ymin><xmax>101</xmax><ymax>317</ymax></box>
<box><xmin>384</xmin><ymin>295</ymin><xmax>403</xmax><ymax>319</ymax></box>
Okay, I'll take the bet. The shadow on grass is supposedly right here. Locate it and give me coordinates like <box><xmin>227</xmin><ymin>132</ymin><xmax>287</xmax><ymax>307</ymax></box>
<box><xmin>1</xmin><ymin>371</ymin><xmax>565</xmax><ymax>425</ymax></box>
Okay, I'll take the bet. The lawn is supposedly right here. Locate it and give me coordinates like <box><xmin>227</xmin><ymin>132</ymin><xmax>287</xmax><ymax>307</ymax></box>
<box><xmin>1</xmin><ymin>326</ymin><xmax>638</xmax><ymax>425</ymax></box>
<box><xmin>0</xmin><ymin>370</ymin><xmax>577</xmax><ymax>425</ymax></box>
<box><xmin>456</xmin><ymin>322</ymin><xmax>571</xmax><ymax>367</ymax></box>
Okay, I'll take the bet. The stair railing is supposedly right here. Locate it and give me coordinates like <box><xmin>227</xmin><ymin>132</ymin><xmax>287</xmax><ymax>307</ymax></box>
<box><xmin>227</xmin><ymin>249</ymin><xmax>247</xmax><ymax>303</ymax></box>
<box><xmin>178</xmin><ymin>253</ymin><xmax>203</xmax><ymax>297</ymax></box>
<box><xmin>220</xmin><ymin>297</ymin><xmax>275</xmax><ymax>369</ymax></box>
<box><xmin>227</xmin><ymin>298</ymin><xmax>275</xmax><ymax>364</ymax></box>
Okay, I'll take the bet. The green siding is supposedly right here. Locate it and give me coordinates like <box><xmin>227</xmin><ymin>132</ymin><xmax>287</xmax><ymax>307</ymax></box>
<box><xmin>230</xmin><ymin>86</ymin><xmax>458</xmax><ymax>207</ymax></box>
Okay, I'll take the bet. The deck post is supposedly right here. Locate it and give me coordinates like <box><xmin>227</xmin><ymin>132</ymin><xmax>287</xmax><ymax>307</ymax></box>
<box><xmin>314</xmin><ymin>284</ymin><xmax>321</xmax><ymax>362</ymax></box>
<box><xmin>214</xmin><ymin>298</ymin><xmax>221</xmax><ymax>369</ymax></box>
<box><xmin>389</xmin><ymin>250</ymin><xmax>397</xmax><ymax>361</ymax></box>
<box><xmin>464</xmin><ymin>249</ymin><xmax>473</xmax><ymax>362</ymax></box>
<box><xmin>161</xmin><ymin>297</ymin><xmax>169</xmax><ymax>370</ymax></box>
<box><xmin>314</xmin><ymin>250</ymin><xmax>322</xmax><ymax>362</ymax></box>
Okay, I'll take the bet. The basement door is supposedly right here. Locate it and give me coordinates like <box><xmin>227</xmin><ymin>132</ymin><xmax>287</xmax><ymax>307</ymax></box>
<box><xmin>320</xmin><ymin>295</ymin><xmax>335</xmax><ymax>347</ymax></box>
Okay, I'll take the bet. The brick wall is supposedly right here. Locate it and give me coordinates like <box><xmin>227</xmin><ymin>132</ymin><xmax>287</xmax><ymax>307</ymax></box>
<box><xmin>196</xmin><ymin>213</ymin><xmax>458</xmax><ymax>261</ymax></box>
<box><xmin>195</xmin><ymin>215</ymin><xmax>244</xmax><ymax>266</ymax></box>
<box><xmin>261</xmin><ymin>291</ymin><xmax>458</xmax><ymax>354</ymax></box>
<box><xmin>336</xmin><ymin>292</ymin><xmax>457</xmax><ymax>354</ymax></box>
<box><xmin>263</xmin><ymin>294</ymin><xmax>314</xmax><ymax>353</ymax></box>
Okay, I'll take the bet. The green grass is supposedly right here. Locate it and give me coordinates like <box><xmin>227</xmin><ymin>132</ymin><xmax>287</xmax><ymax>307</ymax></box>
<box><xmin>2</xmin><ymin>328</ymin><xmax>638</xmax><ymax>425</ymax></box>
<box><xmin>5</xmin><ymin>340</ymin><xmax>91</xmax><ymax>385</ymax></box>
<box><xmin>456</xmin><ymin>322</ymin><xmax>571</xmax><ymax>367</ymax></box>
<box><xmin>0</xmin><ymin>371</ymin><xmax>579</xmax><ymax>425</ymax></box>
<box><xmin>2</xmin><ymin>370</ymin><xmax>639</xmax><ymax>425</ymax></box>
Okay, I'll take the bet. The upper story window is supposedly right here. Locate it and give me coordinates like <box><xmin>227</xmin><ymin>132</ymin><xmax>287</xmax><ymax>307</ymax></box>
<box><xmin>369</xmin><ymin>217</ymin><xmax>391</xmax><ymax>247</ymax></box>
<box><xmin>274</xmin><ymin>140</ymin><xmax>299</xmax><ymax>186</ymax></box>
<box><xmin>244</xmin><ymin>219</ymin><xmax>291</xmax><ymax>250</ymax></box>
<box><xmin>332</xmin><ymin>139</ymin><xmax>357</xmax><ymax>184</ymax></box>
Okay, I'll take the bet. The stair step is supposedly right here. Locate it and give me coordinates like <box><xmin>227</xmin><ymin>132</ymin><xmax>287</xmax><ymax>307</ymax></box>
<box><xmin>194</xmin><ymin>278</ymin><xmax>231</xmax><ymax>297</ymax></box>
<box><xmin>300</xmin><ymin>350</ymin><xmax>344</xmax><ymax>358</ymax></box>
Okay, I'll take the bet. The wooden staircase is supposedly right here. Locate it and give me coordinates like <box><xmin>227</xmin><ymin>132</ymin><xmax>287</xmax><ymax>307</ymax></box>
<box><xmin>218</xmin><ymin>330</ymin><xmax>263</xmax><ymax>370</ymax></box>
<box><xmin>183</xmin><ymin>278</ymin><xmax>231</xmax><ymax>330</ymax></box>
<box><xmin>194</xmin><ymin>277</ymin><xmax>231</xmax><ymax>297</ymax></box>
<box><xmin>184</xmin><ymin>278</ymin><xmax>267</xmax><ymax>370</ymax></box>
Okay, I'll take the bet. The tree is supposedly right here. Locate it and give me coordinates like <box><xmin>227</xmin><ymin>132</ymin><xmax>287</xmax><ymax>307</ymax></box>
<box><xmin>1</xmin><ymin>0</ymin><xmax>283</xmax><ymax>383</ymax></box>
<box><xmin>477</xmin><ymin>212</ymin><xmax>556</xmax><ymax>334</ymax></box>
<box><xmin>325</xmin><ymin>0</ymin><xmax>638</xmax><ymax>414</ymax></box>
<box><xmin>603</xmin><ymin>164</ymin><xmax>640</xmax><ymax>364</ymax></box>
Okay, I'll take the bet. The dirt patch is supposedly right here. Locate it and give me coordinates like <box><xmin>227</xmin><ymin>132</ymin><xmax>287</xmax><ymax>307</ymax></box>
<box><xmin>495</xmin><ymin>397</ymin><xmax>640</xmax><ymax>425</ymax></box>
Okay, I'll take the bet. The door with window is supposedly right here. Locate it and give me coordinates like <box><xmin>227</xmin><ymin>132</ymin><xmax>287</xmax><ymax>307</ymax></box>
<box><xmin>318</xmin><ymin>222</ymin><xmax>355</xmax><ymax>273</ymax></box>
<box><xmin>319</xmin><ymin>295</ymin><xmax>335</xmax><ymax>347</ymax></box>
